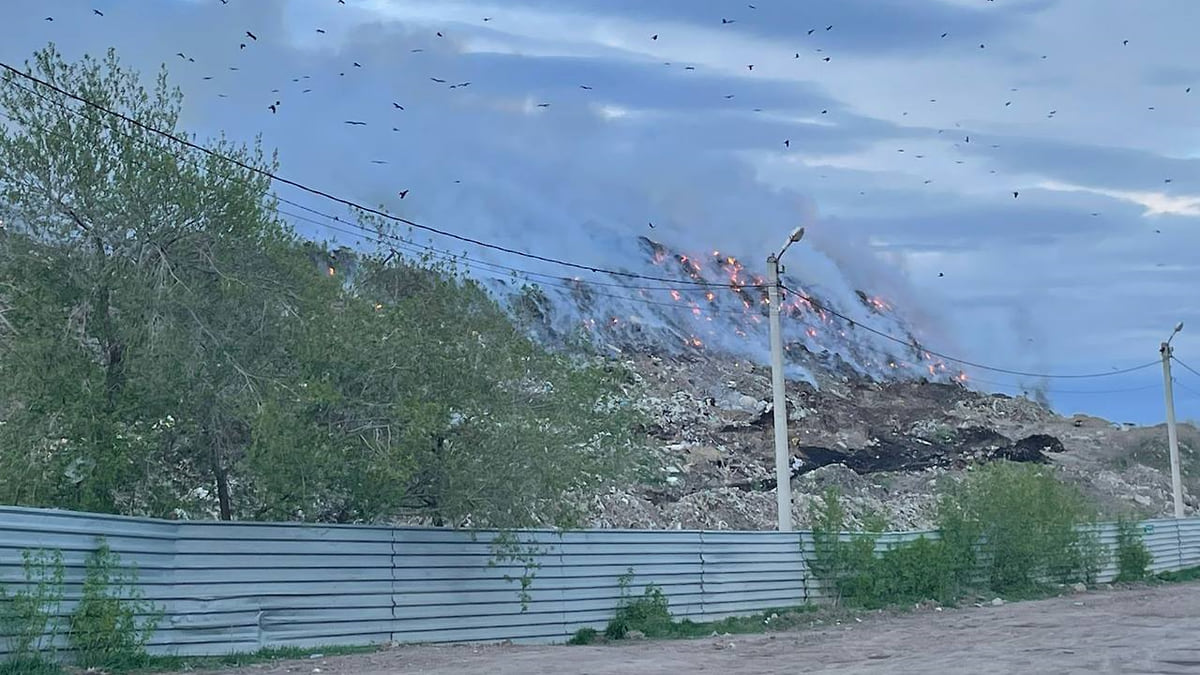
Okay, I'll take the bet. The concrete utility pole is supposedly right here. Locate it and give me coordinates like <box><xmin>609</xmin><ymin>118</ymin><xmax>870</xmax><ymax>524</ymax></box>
<box><xmin>768</xmin><ymin>226</ymin><xmax>805</xmax><ymax>532</ymax></box>
<box><xmin>1162</xmin><ymin>322</ymin><xmax>1186</xmax><ymax>518</ymax></box>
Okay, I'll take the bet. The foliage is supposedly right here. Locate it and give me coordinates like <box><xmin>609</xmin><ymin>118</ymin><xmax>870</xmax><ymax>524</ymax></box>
<box><xmin>1114</xmin><ymin>517</ymin><xmax>1153</xmax><ymax>582</ymax></box>
<box><xmin>131</xmin><ymin>644</ymin><xmax>378</xmax><ymax>673</ymax></box>
<box><xmin>0</xmin><ymin>44</ymin><xmax>641</xmax><ymax>529</ymax></box>
<box><xmin>68</xmin><ymin>540</ymin><xmax>161</xmax><ymax>670</ymax></box>
<box><xmin>567</xmin><ymin>627</ymin><xmax>599</xmax><ymax>645</ymax></box>
<box><xmin>0</xmin><ymin>549</ymin><xmax>65</xmax><ymax>673</ymax></box>
<box><xmin>487</xmin><ymin>531</ymin><xmax>546</xmax><ymax>611</ymax></box>
<box><xmin>937</xmin><ymin>462</ymin><xmax>1105</xmax><ymax>596</ymax></box>
<box><xmin>808</xmin><ymin>488</ymin><xmax>954</xmax><ymax>608</ymax></box>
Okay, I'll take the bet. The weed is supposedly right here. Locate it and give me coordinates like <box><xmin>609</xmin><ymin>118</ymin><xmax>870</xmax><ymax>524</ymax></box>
<box><xmin>1114</xmin><ymin>517</ymin><xmax>1153</xmax><ymax>582</ymax></box>
<box><xmin>567</xmin><ymin>627</ymin><xmax>599</xmax><ymax>645</ymax></box>
<box><xmin>938</xmin><ymin>462</ymin><xmax>1104</xmax><ymax>596</ymax></box>
<box><xmin>0</xmin><ymin>549</ymin><xmax>65</xmax><ymax>670</ymax></box>
<box><xmin>68</xmin><ymin>538</ymin><xmax>162</xmax><ymax>671</ymax></box>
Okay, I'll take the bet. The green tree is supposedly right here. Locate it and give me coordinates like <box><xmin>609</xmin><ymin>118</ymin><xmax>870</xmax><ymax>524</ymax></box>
<box><xmin>0</xmin><ymin>44</ymin><xmax>640</xmax><ymax>528</ymax></box>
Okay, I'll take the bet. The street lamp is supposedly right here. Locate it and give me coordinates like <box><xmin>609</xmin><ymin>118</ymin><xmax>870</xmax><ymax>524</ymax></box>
<box><xmin>767</xmin><ymin>226</ymin><xmax>804</xmax><ymax>531</ymax></box>
<box><xmin>1162</xmin><ymin>322</ymin><xmax>1185</xmax><ymax>517</ymax></box>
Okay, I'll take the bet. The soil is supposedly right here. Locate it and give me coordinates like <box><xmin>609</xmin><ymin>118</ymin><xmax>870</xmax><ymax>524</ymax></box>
<box><xmin>181</xmin><ymin>581</ymin><xmax>1200</xmax><ymax>674</ymax></box>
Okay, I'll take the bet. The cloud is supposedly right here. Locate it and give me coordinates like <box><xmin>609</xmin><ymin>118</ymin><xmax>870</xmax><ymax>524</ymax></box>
<box><xmin>2</xmin><ymin>0</ymin><xmax>1200</xmax><ymax>423</ymax></box>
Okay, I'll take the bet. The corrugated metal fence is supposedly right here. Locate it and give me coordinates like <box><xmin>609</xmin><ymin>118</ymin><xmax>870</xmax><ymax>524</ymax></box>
<box><xmin>1</xmin><ymin>506</ymin><xmax>1198</xmax><ymax>656</ymax></box>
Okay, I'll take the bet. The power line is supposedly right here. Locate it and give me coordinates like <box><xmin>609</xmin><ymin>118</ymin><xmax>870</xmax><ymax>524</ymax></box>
<box><xmin>967</xmin><ymin>374</ymin><xmax>1160</xmax><ymax>395</ymax></box>
<box><xmin>0</xmin><ymin>60</ymin><xmax>766</xmax><ymax>291</ymax></box>
<box><xmin>0</xmin><ymin>64</ymin><xmax>1161</xmax><ymax>382</ymax></box>
<box><xmin>780</xmin><ymin>283</ymin><xmax>1159</xmax><ymax>379</ymax></box>
<box><xmin>1174</xmin><ymin>377</ymin><xmax>1200</xmax><ymax>399</ymax></box>
<box><xmin>1172</xmin><ymin>356</ymin><xmax>1200</xmax><ymax>381</ymax></box>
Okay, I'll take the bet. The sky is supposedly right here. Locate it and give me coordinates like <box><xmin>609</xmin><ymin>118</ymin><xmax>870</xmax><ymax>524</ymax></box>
<box><xmin>2</xmin><ymin>0</ymin><xmax>1200</xmax><ymax>424</ymax></box>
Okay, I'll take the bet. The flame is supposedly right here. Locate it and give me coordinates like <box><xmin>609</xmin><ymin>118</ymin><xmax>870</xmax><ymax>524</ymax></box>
<box><xmin>670</xmin><ymin>290</ymin><xmax>681</xmax><ymax>301</ymax></box>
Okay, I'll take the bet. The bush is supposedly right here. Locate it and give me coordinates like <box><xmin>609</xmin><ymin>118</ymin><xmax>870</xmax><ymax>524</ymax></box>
<box><xmin>0</xmin><ymin>549</ymin><xmax>65</xmax><ymax>674</ymax></box>
<box><xmin>604</xmin><ymin>573</ymin><xmax>672</xmax><ymax>640</ymax></box>
<box><xmin>808</xmin><ymin>488</ymin><xmax>954</xmax><ymax>608</ymax></box>
<box><xmin>938</xmin><ymin>462</ymin><xmax>1104</xmax><ymax>596</ymax></box>
<box><xmin>1114</xmin><ymin>517</ymin><xmax>1153</xmax><ymax>582</ymax></box>
<box><xmin>567</xmin><ymin>627</ymin><xmax>599</xmax><ymax>645</ymax></box>
<box><xmin>68</xmin><ymin>539</ymin><xmax>161</xmax><ymax>670</ymax></box>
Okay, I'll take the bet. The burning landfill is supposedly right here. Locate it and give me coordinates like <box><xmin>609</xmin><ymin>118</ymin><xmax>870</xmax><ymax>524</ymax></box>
<box><xmin>477</xmin><ymin>235</ymin><xmax>1199</xmax><ymax>532</ymax></box>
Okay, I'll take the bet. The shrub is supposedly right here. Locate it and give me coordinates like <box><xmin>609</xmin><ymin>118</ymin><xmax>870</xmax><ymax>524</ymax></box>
<box><xmin>1114</xmin><ymin>517</ymin><xmax>1153</xmax><ymax>582</ymax></box>
<box><xmin>808</xmin><ymin>488</ymin><xmax>954</xmax><ymax>608</ymax></box>
<box><xmin>567</xmin><ymin>627</ymin><xmax>599</xmax><ymax>645</ymax></box>
<box><xmin>605</xmin><ymin>581</ymin><xmax>672</xmax><ymax>640</ymax></box>
<box><xmin>938</xmin><ymin>462</ymin><xmax>1104</xmax><ymax>596</ymax></box>
<box><xmin>68</xmin><ymin>539</ymin><xmax>161</xmax><ymax>670</ymax></box>
<box><xmin>0</xmin><ymin>549</ymin><xmax>65</xmax><ymax>674</ymax></box>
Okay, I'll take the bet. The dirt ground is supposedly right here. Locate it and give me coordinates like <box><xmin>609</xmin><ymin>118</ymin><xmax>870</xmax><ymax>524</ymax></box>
<box><xmin>186</xmin><ymin>582</ymin><xmax>1200</xmax><ymax>675</ymax></box>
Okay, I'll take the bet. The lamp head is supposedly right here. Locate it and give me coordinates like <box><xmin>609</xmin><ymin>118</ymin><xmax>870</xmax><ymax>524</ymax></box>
<box><xmin>788</xmin><ymin>226</ymin><xmax>806</xmax><ymax>243</ymax></box>
<box><xmin>1175</xmin><ymin>322</ymin><xmax>1185</xmax><ymax>335</ymax></box>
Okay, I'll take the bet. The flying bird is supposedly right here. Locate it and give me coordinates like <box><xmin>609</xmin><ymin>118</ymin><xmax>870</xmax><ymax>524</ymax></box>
<box><xmin>536</xmin><ymin>102</ymin><xmax>550</xmax><ymax>107</ymax></box>
<box><xmin>808</xmin><ymin>29</ymin><xmax>815</xmax><ymax>35</ymax></box>
<box><xmin>393</xmin><ymin>102</ymin><xmax>404</xmax><ymax>109</ymax></box>
<box><xmin>430</xmin><ymin>77</ymin><xmax>446</xmax><ymax>83</ymax></box>
<box><xmin>651</xmin><ymin>34</ymin><xmax>658</xmax><ymax>40</ymax></box>
<box><xmin>44</xmin><ymin>16</ymin><xmax>53</xmax><ymax>21</ymax></box>
<box><xmin>353</xmin><ymin>62</ymin><xmax>362</xmax><ymax>67</ymax></box>
<box><xmin>246</xmin><ymin>31</ymin><xmax>257</xmax><ymax>40</ymax></box>
<box><xmin>1123</xmin><ymin>39</ymin><xmax>1129</xmax><ymax>45</ymax></box>
<box><xmin>436</xmin><ymin>31</ymin><xmax>443</xmax><ymax>37</ymax></box>
<box><xmin>93</xmin><ymin>9</ymin><xmax>104</xmax><ymax>16</ymax></box>
<box><xmin>648</xmin><ymin>222</ymin><xmax>655</xmax><ymax>229</ymax></box>
<box><xmin>722</xmin><ymin>18</ymin><xmax>736</xmax><ymax>24</ymax></box>
<box><xmin>747</xmin><ymin>64</ymin><xmax>754</xmax><ymax>70</ymax></box>
<box><xmin>344</xmin><ymin>120</ymin><xmax>367</xmax><ymax>125</ymax></box>
<box><xmin>579</xmin><ymin>85</ymin><xmax>593</xmax><ymax>90</ymax></box>
<box><xmin>941</xmin><ymin>32</ymin><xmax>948</xmax><ymax>38</ymax></box>
<box><xmin>397</xmin><ymin>189</ymin><xmax>409</xmax><ymax>199</ymax></box>
<box><xmin>1012</xmin><ymin>191</ymin><xmax>1019</xmax><ymax>198</ymax></box>
<box><xmin>268</xmin><ymin>103</ymin><xmax>277</xmax><ymax>114</ymax></box>
<box><xmin>371</xmin><ymin>160</ymin><xmax>388</xmax><ymax>164</ymax></box>
<box><xmin>823</xmin><ymin>56</ymin><xmax>831</xmax><ymax>62</ymax></box>
<box><xmin>826</xmin><ymin>24</ymin><xmax>833</xmax><ymax>30</ymax></box>
<box><xmin>316</xmin><ymin>28</ymin><xmax>326</xmax><ymax>34</ymax></box>
<box><xmin>784</xmin><ymin>139</ymin><xmax>790</xmax><ymax>148</ymax></box>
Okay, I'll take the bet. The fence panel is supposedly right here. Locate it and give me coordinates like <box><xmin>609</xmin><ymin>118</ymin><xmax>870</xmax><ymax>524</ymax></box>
<box><xmin>2</xmin><ymin>506</ymin><xmax>1200</xmax><ymax>658</ymax></box>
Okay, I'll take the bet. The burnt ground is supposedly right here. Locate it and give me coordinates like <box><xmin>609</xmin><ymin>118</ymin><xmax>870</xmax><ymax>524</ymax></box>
<box><xmin>178</xmin><ymin>582</ymin><xmax>1200</xmax><ymax>675</ymax></box>
<box><xmin>570</xmin><ymin>351</ymin><xmax>1200</xmax><ymax>531</ymax></box>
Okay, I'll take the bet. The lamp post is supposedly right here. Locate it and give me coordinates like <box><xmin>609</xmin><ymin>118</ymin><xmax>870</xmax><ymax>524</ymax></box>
<box><xmin>767</xmin><ymin>226</ymin><xmax>805</xmax><ymax>532</ymax></box>
<box><xmin>1162</xmin><ymin>322</ymin><xmax>1185</xmax><ymax>518</ymax></box>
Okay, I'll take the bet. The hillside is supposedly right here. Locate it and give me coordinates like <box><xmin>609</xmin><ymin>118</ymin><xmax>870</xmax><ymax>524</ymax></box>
<box><xmin>472</xmin><ymin>235</ymin><xmax>1195</xmax><ymax>531</ymax></box>
<box><xmin>576</xmin><ymin>348</ymin><xmax>1196</xmax><ymax>530</ymax></box>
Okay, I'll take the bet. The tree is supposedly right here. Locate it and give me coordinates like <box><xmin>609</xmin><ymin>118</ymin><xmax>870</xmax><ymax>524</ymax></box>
<box><xmin>0</xmin><ymin>44</ymin><xmax>641</xmax><ymax>528</ymax></box>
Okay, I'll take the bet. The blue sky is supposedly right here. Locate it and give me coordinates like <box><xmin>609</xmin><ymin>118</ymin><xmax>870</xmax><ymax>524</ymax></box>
<box><xmin>4</xmin><ymin>0</ymin><xmax>1200</xmax><ymax>424</ymax></box>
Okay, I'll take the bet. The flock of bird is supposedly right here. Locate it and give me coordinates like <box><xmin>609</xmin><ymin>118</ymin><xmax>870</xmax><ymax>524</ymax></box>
<box><xmin>30</xmin><ymin>0</ymin><xmax>1191</xmax><ymax>279</ymax></box>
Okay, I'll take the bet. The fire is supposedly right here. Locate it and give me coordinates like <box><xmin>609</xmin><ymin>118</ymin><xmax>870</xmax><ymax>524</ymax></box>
<box><xmin>868</xmin><ymin>296</ymin><xmax>891</xmax><ymax>312</ymax></box>
<box><xmin>670</xmin><ymin>290</ymin><xmax>681</xmax><ymax>301</ymax></box>
<box><xmin>686</xmin><ymin>336</ymin><xmax>704</xmax><ymax>349</ymax></box>
<box><xmin>705</xmin><ymin>291</ymin><xmax>715</xmax><ymax>302</ymax></box>
<box><xmin>954</xmin><ymin>371</ymin><xmax>969</xmax><ymax>383</ymax></box>
<box><xmin>805</xmin><ymin>327</ymin><xmax>818</xmax><ymax>338</ymax></box>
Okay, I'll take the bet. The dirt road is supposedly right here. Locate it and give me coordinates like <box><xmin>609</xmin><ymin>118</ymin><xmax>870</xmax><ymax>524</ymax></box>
<box><xmin>187</xmin><ymin>582</ymin><xmax>1200</xmax><ymax>674</ymax></box>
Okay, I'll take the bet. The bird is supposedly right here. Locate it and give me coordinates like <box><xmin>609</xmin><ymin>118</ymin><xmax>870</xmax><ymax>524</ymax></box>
<box><xmin>938</xmin><ymin>272</ymin><xmax>944</xmax><ymax>278</ymax></box>
<box><xmin>1165</xmin><ymin>178</ymin><xmax>1173</xmax><ymax>183</ymax></box>
<box><xmin>246</xmin><ymin>31</ymin><xmax>257</xmax><ymax>40</ymax></box>
<box><xmin>430</xmin><ymin>77</ymin><xmax>446</xmax><ymax>83</ymax></box>
<box><xmin>93</xmin><ymin>9</ymin><xmax>104</xmax><ymax>16</ymax></box>
<box><xmin>44</xmin><ymin>16</ymin><xmax>53</xmax><ymax>21</ymax></box>
<box><xmin>648</xmin><ymin>222</ymin><xmax>655</xmax><ymax>229</ymax></box>
<box><xmin>353</xmin><ymin>62</ymin><xmax>362</xmax><ymax>67</ymax></box>
<box><xmin>176</xmin><ymin>52</ymin><xmax>187</xmax><ymax>59</ymax></box>
<box><xmin>344</xmin><ymin>120</ymin><xmax>367</xmax><ymax>125</ymax></box>
<box><xmin>651</xmin><ymin>34</ymin><xmax>658</xmax><ymax>40</ymax></box>
<box><xmin>371</xmin><ymin>160</ymin><xmax>388</xmax><ymax>164</ymax></box>
<box><xmin>722</xmin><ymin>18</ymin><xmax>736</xmax><ymax>24</ymax></box>
<box><xmin>239</xmin><ymin>43</ymin><xmax>246</xmax><ymax>50</ymax></box>
<box><xmin>941</xmin><ymin>32</ymin><xmax>948</xmax><ymax>38</ymax></box>
<box><xmin>536</xmin><ymin>103</ymin><xmax>550</xmax><ymax>108</ymax></box>
<box><xmin>1012</xmin><ymin>191</ymin><xmax>1019</xmax><ymax>198</ymax></box>
<box><xmin>316</xmin><ymin>29</ymin><xmax>326</xmax><ymax>34</ymax></box>
<box><xmin>579</xmin><ymin>85</ymin><xmax>593</xmax><ymax>90</ymax></box>
<box><xmin>268</xmin><ymin>103</ymin><xmax>277</xmax><ymax>114</ymax></box>
<box><xmin>436</xmin><ymin>31</ymin><xmax>443</xmax><ymax>37</ymax></box>
<box><xmin>794</xmin><ymin>53</ymin><xmax>800</xmax><ymax>58</ymax></box>
<box><xmin>823</xmin><ymin>56</ymin><xmax>831</xmax><ymax>62</ymax></box>
<box><xmin>1188</xmin><ymin>87</ymin><xmax>1192</xmax><ymax>93</ymax></box>
<box><xmin>808</xmin><ymin>29</ymin><xmax>815</xmax><ymax>35</ymax></box>
<box><xmin>684</xmin><ymin>66</ymin><xmax>695</xmax><ymax>70</ymax></box>
<box><xmin>784</xmin><ymin>140</ymin><xmax>790</xmax><ymax>148</ymax></box>
<box><xmin>393</xmin><ymin>102</ymin><xmax>404</xmax><ymax>109</ymax></box>
<box><xmin>397</xmin><ymin>189</ymin><xmax>409</xmax><ymax>199</ymax></box>
<box><xmin>747</xmin><ymin>64</ymin><xmax>754</xmax><ymax>70</ymax></box>
<box><xmin>723</xmin><ymin>94</ymin><xmax>735</xmax><ymax>99</ymax></box>
<box><xmin>483</xmin><ymin>17</ymin><xmax>491</xmax><ymax>21</ymax></box>
<box><xmin>826</xmin><ymin>24</ymin><xmax>833</xmax><ymax>30</ymax></box>
<box><xmin>1123</xmin><ymin>39</ymin><xmax>1129</xmax><ymax>45</ymax></box>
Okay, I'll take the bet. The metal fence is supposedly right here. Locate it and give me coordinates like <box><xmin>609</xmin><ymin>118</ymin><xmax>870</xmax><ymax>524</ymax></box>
<box><xmin>1</xmin><ymin>506</ymin><xmax>1198</xmax><ymax>656</ymax></box>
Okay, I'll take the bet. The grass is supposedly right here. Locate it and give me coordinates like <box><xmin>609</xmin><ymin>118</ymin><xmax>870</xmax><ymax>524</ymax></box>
<box><xmin>0</xmin><ymin>645</ymin><xmax>381</xmax><ymax>675</ymax></box>
<box><xmin>570</xmin><ymin>604</ymin><xmax>822</xmax><ymax>645</ymax></box>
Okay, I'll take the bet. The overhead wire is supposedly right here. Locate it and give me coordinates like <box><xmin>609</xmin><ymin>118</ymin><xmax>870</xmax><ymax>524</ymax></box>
<box><xmin>779</xmin><ymin>284</ymin><xmax>1159</xmax><ymax>379</ymax></box>
<box><xmin>1172</xmin><ymin>356</ymin><xmax>1200</xmax><ymax>381</ymax></box>
<box><xmin>0</xmin><ymin>60</ymin><xmax>775</xmax><ymax>290</ymax></box>
<box><xmin>0</xmin><ymin>62</ymin><xmax>1165</xmax><ymax>382</ymax></box>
